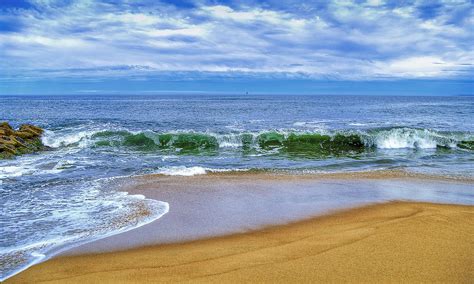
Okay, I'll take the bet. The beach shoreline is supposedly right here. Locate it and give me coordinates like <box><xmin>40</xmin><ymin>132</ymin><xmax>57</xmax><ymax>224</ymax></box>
<box><xmin>4</xmin><ymin>171</ymin><xmax>474</xmax><ymax>282</ymax></box>
<box><xmin>3</xmin><ymin>94</ymin><xmax>474</xmax><ymax>282</ymax></box>
<box><xmin>7</xmin><ymin>201</ymin><xmax>474</xmax><ymax>283</ymax></box>
<box><xmin>52</xmin><ymin>171</ymin><xmax>473</xmax><ymax>255</ymax></box>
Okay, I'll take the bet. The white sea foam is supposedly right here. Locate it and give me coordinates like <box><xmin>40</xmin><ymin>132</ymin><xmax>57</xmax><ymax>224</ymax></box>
<box><xmin>158</xmin><ymin>166</ymin><xmax>208</xmax><ymax>176</ymax></box>
<box><xmin>41</xmin><ymin>129</ymin><xmax>95</xmax><ymax>148</ymax></box>
<box><xmin>216</xmin><ymin>134</ymin><xmax>245</xmax><ymax>148</ymax></box>
<box><xmin>293</xmin><ymin>122</ymin><xmax>306</xmax><ymax>127</ymax></box>
<box><xmin>0</xmin><ymin>166</ymin><xmax>29</xmax><ymax>178</ymax></box>
<box><xmin>41</xmin><ymin>124</ymin><xmax>130</xmax><ymax>149</ymax></box>
<box><xmin>0</xmin><ymin>156</ymin><xmax>72</xmax><ymax>180</ymax></box>
<box><xmin>293</xmin><ymin>121</ymin><xmax>328</xmax><ymax>129</ymax></box>
<box><xmin>371</xmin><ymin>128</ymin><xmax>455</xmax><ymax>149</ymax></box>
<box><xmin>0</xmin><ymin>182</ymin><xmax>169</xmax><ymax>282</ymax></box>
<box><xmin>156</xmin><ymin>166</ymin><xmax>249</xmax><ymax>176</ymax></box>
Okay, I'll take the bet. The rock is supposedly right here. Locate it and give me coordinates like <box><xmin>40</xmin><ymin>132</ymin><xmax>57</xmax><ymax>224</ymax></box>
<box><xmin>0</xmin><ymin>144</ymin><xmax>17</xmax><ymax>155</ymax></box>
<box><xmin>9</xmin><ymin>135</ymin><xmax>27</xmax><ymax>147</ymax></box>
<box><xmin>0</xmin><ymin>135</ymin><xmax>16</xmax><ymax>146</ymax></box>
<box><xmin>0</xmin><ymin>122</ymin><xmax>13</xmax><ymax>129</ymax></box>
<box><xmin>19</xmin><ymin>124</ymin><xmax>44</xmax><ymax>136</ymax></box>
<box><xmin>0</xmin><ymin>122</ymin><xmax>15</xmax><ymax>136</ymax></box>
<box><xmin>15</xmin><ymin>136</ymin><xmax>26</xmax><ymax>144</ymax></box>
<box><xmin>0</xmin><ymin>122</ymin><xmax>46</xmax><ymax>159</ymax></box>
<box><xmin>15</xmin><ymin>131</ymin><xmax>36</xmax><ymax>139</ymax></box>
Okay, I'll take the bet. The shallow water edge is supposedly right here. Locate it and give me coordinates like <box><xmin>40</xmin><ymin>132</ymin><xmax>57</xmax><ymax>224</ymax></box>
<box><xmin>62</xmin><ymin>170</ymin><xmax>474</xmax><ymax>256</ymax></box>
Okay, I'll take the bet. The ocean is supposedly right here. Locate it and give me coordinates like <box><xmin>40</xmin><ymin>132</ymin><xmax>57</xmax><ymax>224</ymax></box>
<box><xmin>1</xmin><ymin>94</ymin><xmax>473</xmax><ymax>280</ymax></box>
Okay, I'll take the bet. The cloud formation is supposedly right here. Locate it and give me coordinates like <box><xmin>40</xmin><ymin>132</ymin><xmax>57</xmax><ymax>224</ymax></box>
<box><xmin>0</xmin><ymin>0</ymin><xmax>473</xmax><ymax>81</ymax></box>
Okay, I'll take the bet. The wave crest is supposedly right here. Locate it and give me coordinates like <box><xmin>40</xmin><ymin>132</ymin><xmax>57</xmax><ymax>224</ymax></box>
<box><xmin>42</xmin><ymin>127</ymin><xmax>474</xmax><ymax>154</ymax></box>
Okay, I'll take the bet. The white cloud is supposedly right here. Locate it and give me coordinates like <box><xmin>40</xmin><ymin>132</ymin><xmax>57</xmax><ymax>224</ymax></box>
<box><xmin>0</xmin><ymin>0</ymin><xmax>472</xmax><ymax>80</ymax></box>
<box><xmin>139</xmin><ymin>27</ymin><xmax>208</xmax><ymax>38</ymax></box>
<box><xmin>376</xmin><ymin>56</ymin><xmax>456</xmax><ymax>77</ymax></box>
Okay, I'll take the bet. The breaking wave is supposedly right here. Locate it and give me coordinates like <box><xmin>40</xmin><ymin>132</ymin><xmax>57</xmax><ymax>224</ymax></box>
<box><xmin>42</xmin><ymin>127</ymin><xmax>474</xmax><ymax>155</ymax></box>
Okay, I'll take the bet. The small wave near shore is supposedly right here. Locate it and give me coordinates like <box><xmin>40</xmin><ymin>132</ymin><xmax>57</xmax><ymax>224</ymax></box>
<box><xmin>0</xmin><ymin>174</ymin><xmax>169</xmax><ymax>282</ymax></box>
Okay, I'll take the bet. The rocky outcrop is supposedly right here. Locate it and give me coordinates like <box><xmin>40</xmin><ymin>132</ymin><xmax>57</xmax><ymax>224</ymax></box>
<box><xmin>0</xmin><ymin>122</ymin><xmax>46</xmax><ymax>159</ymax></box>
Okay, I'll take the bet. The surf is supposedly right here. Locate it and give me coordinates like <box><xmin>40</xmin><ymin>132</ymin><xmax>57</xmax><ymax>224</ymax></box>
<box><xmin>42</xmin><ymin>127</ymin><xmax>474</xmax><ymax>156</ymax></box>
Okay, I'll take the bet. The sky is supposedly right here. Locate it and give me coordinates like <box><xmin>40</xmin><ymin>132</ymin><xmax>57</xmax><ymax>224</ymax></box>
<box><xmin>0</xmin><ymin>0</ymin><xmax>473</xmax><ymax>95</ymax></box>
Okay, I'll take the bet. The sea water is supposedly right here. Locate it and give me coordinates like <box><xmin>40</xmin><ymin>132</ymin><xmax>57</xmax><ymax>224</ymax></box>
<box><xmin>1</xmin><ymin>94</ymin><xmax>473</xmax><ymax>280</ymax></box>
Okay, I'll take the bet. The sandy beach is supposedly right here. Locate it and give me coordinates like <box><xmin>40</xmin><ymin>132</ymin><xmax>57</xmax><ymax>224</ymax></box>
<box><xmin>8</xmin><ymin>201</ymin><xmax>474</xmax><ymax>283</ymax></box>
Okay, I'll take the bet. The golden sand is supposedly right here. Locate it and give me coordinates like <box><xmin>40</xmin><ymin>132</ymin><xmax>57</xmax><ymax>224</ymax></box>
<box><xmin>8</xmin><ymin>201</ymin><xmax>473</xmax><ymax>283</ymax></box>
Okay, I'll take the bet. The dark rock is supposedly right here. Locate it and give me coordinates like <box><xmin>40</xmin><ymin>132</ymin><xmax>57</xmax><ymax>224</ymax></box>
<box><xmin>0</xmin><ymin>122</ymin><xmax>13</xmax><ymax>130</ymax></box>
<box><xmin>0</xmin><ymin>122</ymin><xmax>46</xmax><ymax>159</ymax></box>
<box><xmin>0</xmin><ymin>144</ymin><xmax>17</xmax><ymax>155</ymax></box>
<box><xmin>0</xmin><ymin>122</ymin><xmax>15</xmax><ymax>136</ymax></box>
<box><xmin>15</xmin><ymin>131</ymin><xmax>36</xmax><ymax>139</ymax></box>
<box><xmin>0</xmin><ymin>135</ymin><xmax>15</xmax><ymax>145</ymax></box>
<box><xmin>9</xmin><ymin>135</ymin><xmax>27</xmax><ymax>147</ymax></box>
<box><xmin>15</xmin><ymin>136</ymin><xmax>26</xmax><ymax>144</ymax></box>
<box><xmin>19</xmin><ymin>124</ymin><xmax>44</xmax><ymax>136</ymax></box>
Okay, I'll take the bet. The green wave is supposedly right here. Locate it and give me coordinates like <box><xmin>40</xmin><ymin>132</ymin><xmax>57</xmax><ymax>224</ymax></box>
<box><xmin>457</xmin><ymin>140</ymin><xmax>474</xmax><ymax>150</ymax></box>
<box><xmin>92</xmin><ymin>131</ymin><xmax>219</xmax><ymax>152</ymax></box>
<box><xmin>257</xmin><ymin>132</ymin><xmax>365</xmax><ymax>156</ymax></box>
<box><xmin>157</xmin><ymin>133</ymin><xmax>218</xmax><ymax>149</ymax></box>
<box><xmin>91</xmin><ymin>131</ymin><xmax>367</xmax><ymax>155</ymax></box>
<box><xmin>89</xmin><ymin>129</ymin><xmax>474</xmax><ymax>156</ymax></box>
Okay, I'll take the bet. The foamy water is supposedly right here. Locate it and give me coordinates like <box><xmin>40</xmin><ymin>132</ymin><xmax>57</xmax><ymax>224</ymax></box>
<box><xmin>0</xmin><ymin>153</ymin><xmax>169</xmax><ymax>281</ymax></box>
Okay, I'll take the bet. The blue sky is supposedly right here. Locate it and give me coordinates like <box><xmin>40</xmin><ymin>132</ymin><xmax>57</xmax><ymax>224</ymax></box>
<box><xmin>0</xmin><ymin>0</ymin><xmax>473</xmax><ymax>95</ymax></box>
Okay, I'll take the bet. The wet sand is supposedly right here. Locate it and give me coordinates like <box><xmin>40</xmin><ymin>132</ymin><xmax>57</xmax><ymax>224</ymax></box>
<box><xmin>8</xmin><ymin>201</ymin><xmax>474</xmax><ymax>283</ymax></box>
<box><xmin>6</xmin><ymin>172</ymin><xmax>474</xmax><ymax>282</ymax></box>
<box><xmin>63</xmin><ymin>172</ymin><xmax>474</xmax><ymax>254</ymax></box>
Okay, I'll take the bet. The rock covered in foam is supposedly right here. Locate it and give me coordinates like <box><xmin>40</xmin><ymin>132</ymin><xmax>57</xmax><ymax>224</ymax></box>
<box><xmin>0</xmin><ymin>122</ymin><xmax>47</xmax><ymax>159</ymax></box>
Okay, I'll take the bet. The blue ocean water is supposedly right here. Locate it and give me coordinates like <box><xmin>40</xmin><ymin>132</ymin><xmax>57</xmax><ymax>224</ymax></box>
<box><xmin>1</xmin><ymin>94</ymin><xmax>473</xmax><ymax>279</ymax></box>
